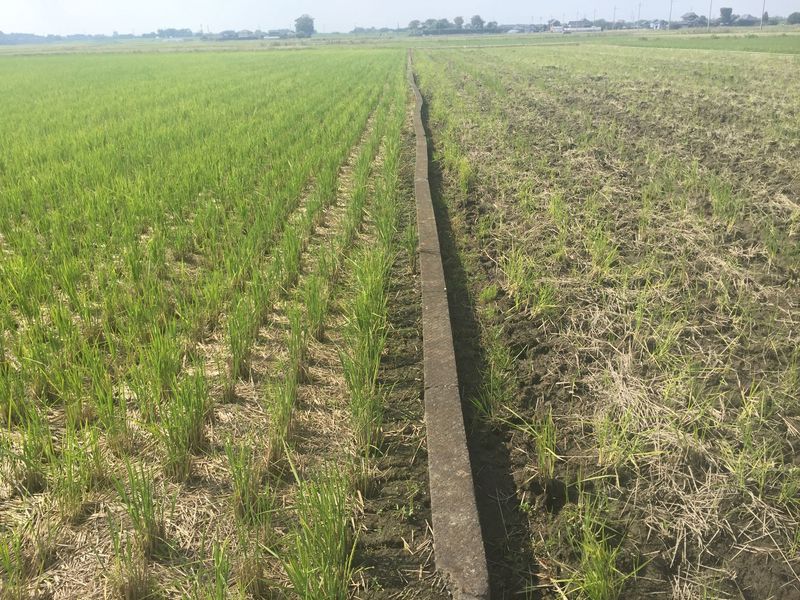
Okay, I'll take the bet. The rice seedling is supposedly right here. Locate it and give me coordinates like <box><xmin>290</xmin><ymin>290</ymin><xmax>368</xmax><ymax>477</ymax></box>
<box><xmin>0</xmin><ymin>527</ymin><xmax>30</xmax><ymax>600</ymax></box>
<box><xmin>107</xmin><ymin>518</ymin><xmax>154</xmax><ymax>600</ymax></box>
<box><xmin>114</xmin><ymin>462</ymin><xmax>166</xmax><ymax>558</ymax></box>
<box><xmin>555</xmin><ymin>495</ymin><xmax>633</xmax><ymax>600</ymax></box>
<box><xmin>282</xmin><ymin>467</ymin><xmax>356</xmax><ymax>600</ymax></box>
<box><xmin>503</xmin><ymin>406</ymin><xmax>558</xmax><ymax>480</ymax></box>
<box><xmin>52</xmin><ymin>426</ymin><xmax>103</xmax><ymax>522</ymax></box>
<box><xmin>302</xmin><ymin>274</ymin><xmax>326</xmax><ymax>341</ymax></box>
<box><xmin>234</xmin><ymin>526</ymin><xmax>271</xmax><ymax>598</ymax></box>
<box><xmin>287</xmin><ymin>305</ymin><xmax>308</xmax><ymax>383</ymax></box>
<box><xmin>226</xmin><ymin>296</ymin><xmax>258</xmax><ymax>397</ymax></box>
<box><xmin>472</xmin><ymin>327</ymin><xmax>514</xmax><ymax>421</ymax></box>
<box><xmin>201</xmin><ymin>541</ymin><xmax>231</xmax><ymax>600</ymax></box>
<box><xmin>224</xmin><ymin>440</ymin><xmax>273</xmax><ymax>527</ymax></box>
<box><xmin>264</xmin><ymin>371</ymin><xmax>298</xmax><ymax>470</ymax></box>
<box><xmin>3</xmin><ymin>407</ymin><xmax>52</xmax><ymax>495</ymax></box>
<box><xmin>158</xmin><ymin>371</ymin><xmax>210</xmax><ymax>481</ymax></box>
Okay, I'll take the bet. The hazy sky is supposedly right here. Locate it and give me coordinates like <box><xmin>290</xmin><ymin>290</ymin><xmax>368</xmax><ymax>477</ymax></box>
<box><xmin>1</xmin><ymin>0</ymin><xmax>793</xmax><ymax>35</ymax></box>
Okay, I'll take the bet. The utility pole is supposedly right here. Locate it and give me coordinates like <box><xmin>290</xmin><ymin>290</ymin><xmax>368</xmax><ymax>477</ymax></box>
<box><xmin>707</xmin><ymin>0</ymin><xmax>713</xmax><ymax>31</ymax></box>
<box><xmin>613</xmin><ymin>5</ymin><xmax>617</xmax><ymax>27</ymax></box>
<box><xmin>760</xmin><ymin>0</ymin><xmax>766</xmax><ymax>29</ymax></box>
<box><xmin>668</xmin><ymin>0</ymin><xmax>674</xmax><ymax>29</ymax></box>
<box><xmin>637</xmin><ymin>2</ymin><xmax>642</xmax><ymax>27</ymax></box>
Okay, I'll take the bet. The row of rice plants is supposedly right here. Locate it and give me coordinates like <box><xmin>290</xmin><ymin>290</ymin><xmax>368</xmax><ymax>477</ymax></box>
<box><xmin>242</xmin><ymin>71</ymin><xmax>408</xmax><ymax>599</ymax></box>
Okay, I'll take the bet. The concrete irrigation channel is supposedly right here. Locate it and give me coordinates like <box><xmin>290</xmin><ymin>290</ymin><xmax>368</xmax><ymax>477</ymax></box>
<box><xmin>408</xmin><ymin>52</ymin><xmax>490</xmax><ymax>600</ymax></box>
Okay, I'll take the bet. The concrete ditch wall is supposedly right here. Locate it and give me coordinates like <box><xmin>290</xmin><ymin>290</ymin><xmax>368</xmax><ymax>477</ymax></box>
<box><xmin>407</xmin><ymin>52</ymin><xmax>490</xmax><ymax>600</ymax></box>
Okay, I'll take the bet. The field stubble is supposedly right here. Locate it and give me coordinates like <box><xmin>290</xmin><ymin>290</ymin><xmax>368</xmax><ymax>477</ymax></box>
<box><xmin>416</xmin><ymin>43</ymin><xmax>799</xmax><ymax>599</ymax></box>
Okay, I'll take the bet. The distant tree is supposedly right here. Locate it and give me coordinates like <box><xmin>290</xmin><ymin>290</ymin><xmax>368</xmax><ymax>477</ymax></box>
<box><xmin>720</xmin><ymin>7</ymin><xmax>733</xmax><ymax>23</ymax></box>
<box><xmin>295</xmin><ymin>14</ymin><xmax>315</xmax><ymax>37</ymax></box>
<box><xmin>471</xmin><ymin>14</ymin><xmax>485</xmax><ymax>30</ymax></box>
<box><xmin>424</xmin><ymin>18</ymin><xmax>438</xmax><ymax>29</ymax></box>
<box><xmin>735</xmin><ymin>13</ymin><xmax>759</xmax><ymax>25</ymax></box>
<box><xmin>408</xmin><ymin>19</ymin><xmax>421</xmax><ymax>30</ymax></box>
<box><xmin>436</xmin><ymin>18</ymin><xmax>452</xmax><ymax>30</ymax></box>
<box><xmin>454</xmin><ymin>16</ymin><xmax>464</xmax><ymax>29</ymax></box>
<box><xmin>682</xmin><ymin>11</ymin><xmax>700</xmax><ymax>25</ymax></box>
<box><xmin>486</xmin><ymin>21</ymin><xmax>498</xmax><ymax>31</ymax></box>
<box><xmin>762</xmin><ymin>11</ymin><xmax>769</xmax><ymax>22</ymax></box>
<box><xmin>788</xmin><ymin>11</ymin><xmax>800</xmax><ymax>24</ymax></box>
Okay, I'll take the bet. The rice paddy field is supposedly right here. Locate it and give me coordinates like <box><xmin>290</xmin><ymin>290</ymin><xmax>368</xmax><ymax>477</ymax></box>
<box><xmin>415</xmin><ymin>39</ymin><xmax>800</xmax><ymax>599</ymax></box>
<box><xmin>0</xmin><ymin>49</ymin><xmax>447</xmax><ymax>598</ymax></box>
<box><xmin>1</xmin><ymin>31</ymin><xmax>799</xmax><ymax>600</ymax></box>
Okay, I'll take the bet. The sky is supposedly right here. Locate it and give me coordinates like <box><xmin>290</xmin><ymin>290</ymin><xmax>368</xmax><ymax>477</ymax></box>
<box><xmin>1</xmin><ymin>0</ymin><xmax>794</xmax><ymax>35</ymax></box>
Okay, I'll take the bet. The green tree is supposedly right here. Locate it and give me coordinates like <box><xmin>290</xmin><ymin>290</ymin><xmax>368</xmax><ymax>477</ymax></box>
<box><xmin>720</xmin><ymin>7</ymin><xmax>733</xmax><ymax>23</ymax></box>
<box><xmin>294</xmin><ymin>14</ymin><xmax>315</xmax><ymax>37</ymax></box>
<box><xmin>788</xmin><ymin>12</ymin><xmax>800</xmax><ymax>24</ymax></box>
<box><xmin>454</xmin><ymin>16</ymin><xmax>464</xmax><ymax>29</ymax></box>
<box><xmin>471</xmin><ymin>14</ymin><xmax>485</xmax><ymax>30</ymax></box>
<box><xmin>408</xmin><ymin>19</ymin><xmax>421</xmax><ymax>30</ymax></box>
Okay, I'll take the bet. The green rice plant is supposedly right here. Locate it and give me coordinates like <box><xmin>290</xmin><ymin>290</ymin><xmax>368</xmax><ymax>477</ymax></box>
<box><xmin>403</xmin><ymin>222</ymin><xmax>418</xmax><ymax>273</ymax></box>
<box><xmin>282</xmin><ymin>467</ymin><xmax>356</xmax><ymax>600</ymax></box>
<box><xmin>90</xmin><ymin>359</ymin><xmax>131</xmax><ymax>454</ymax></box>
<box><xmin>504</xmin><ymin>406</ymin><xmax>559</xmax><ymax>480</ymax></box>
<box><xmin>372</xmin><ymin>190</ymin><xmax>399</xmax><ymax>251</ymax></box>
<box><xmin>0</xmin><ymin>527</ymin><xmax>29</xmax><ymax>600</ymax></box>
<box><xmin>595</xmin><ymin>408</ymin><xmax>651</xmax><ymax>473</ymax></box>
<box><xmin>158</xmin><ymin>371</ymin><xmax>210</xmax><ymax>481</ymax></box>
<box><xmin>479</xmin><ymin>283</ymin><xmax>499</xmax><ymax>304</ymax></box>
<box><xmin>287</xmin><ymin>305</ymin><xmax>308</xmax><ymax>383</ymax></box>
<box><xmin>0</xmin><ymin>517</ymin><xmax>56</xmax><ymax>598</ymax></box>
<box><xmin>264</xmin><ymin>372</ymin><xmax>297</xmax><ymax>469</ymax></box>
<box><xmin>587</xmin><ymin>223</ymin><xmax>618</xmax><ymax>273</ymax></box>
<box><xmin>302</xmin><ymin>274</ymin><xmax>326</xmax><ymax>341</ymax></box>
<box><xmin>708</xmin><ymin>176</ymin><xmax>742</xmax><ymax>225</ymax></box>
<box><xmin>224</xmin><ymin>440</ymin><xmax>273</xmax><ymax>527</ymax></box>
<box><xmin>107</xmin><ymin>518</ymin><xmax>154</xmax><ymax>600</ymax></box>
<box><xmin>0</xmin><ymin>359</ymin><xmax>26</xmax><ymax>427</ymax></box>
<box><xmin>234</xmin><ymin>526</ymin><xmax>271</xmax><ymax>598</ymax></box>
<box><xmin>52</xmin><ymin>426</ymin><xmax>102</xmax><ymax>522</ymax></box>
<box><xmin>472</xmin><ymin>327</ymin><xmax>514</xmax><ymax>421</ymax></box>
<box><xmin>226</xmin><ymin>296</ymin><xmax>258</xmax><ymax>395</ymax></box>
<box><xmin>3</xmin><ymin>407</ymin><xmax>52</xmax><ymax>495</ymax></box>
<box><xmin>554</xmin><ymin>487</ymin><xmax>639</xmax><ymax>600</ymax></box>
<box><xmin>114</xmin><ymin>462</ymin><xmax>165</xmax><ymax>558</ymax></box>
<box><xmin>500</xmin><ymin>245</ymin><xmax>539</xmax><ymax>312</ymax></box>
<box><xmin>205</xmin><ymin>541</ymin><xmax>230</xmax><ymax>600</ymax></box>
<box><xmin>131</xmin><ymin>324</ymin><xmax>182</xmax><ymax>421</ymax></box>
<box><xmin>278</xmin><ymin>228</ymin><xmax>303</xmax><ymax>292</ymax></box>
<box><xmin>547</xmin><ymin>191</ymin><xmax>569</xmax><ymax>232</ymax></box>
